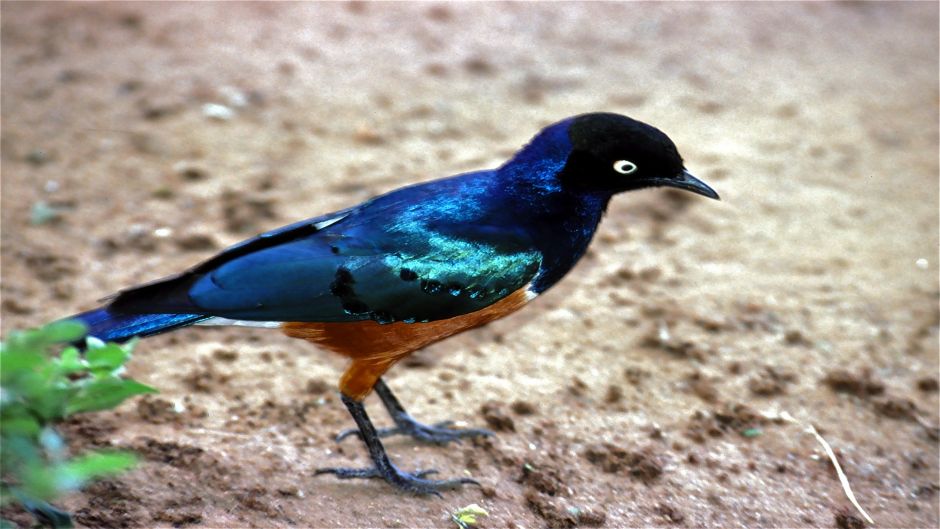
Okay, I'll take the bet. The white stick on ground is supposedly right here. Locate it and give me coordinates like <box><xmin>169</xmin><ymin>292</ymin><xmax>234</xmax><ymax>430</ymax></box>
<box><xmin>779</xmin><ymin>411</ymin><xmax>874</xmax><ymax>525</ymax></box>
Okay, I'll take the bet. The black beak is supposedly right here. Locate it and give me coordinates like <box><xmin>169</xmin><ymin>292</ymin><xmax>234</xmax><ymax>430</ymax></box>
<box><xmin>660</xmin><ymin>169</ymin><xmax>720</xmax><ymax>200</ymax></box>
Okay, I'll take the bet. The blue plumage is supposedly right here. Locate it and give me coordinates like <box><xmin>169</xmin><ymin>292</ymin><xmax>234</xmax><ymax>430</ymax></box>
<box><xmin>66</xmin><ymin>112</ymin><xmax>718</xmax><ymax>340</ymax></box>
<box><xmin>71</xmin><ymin>308</ymin><xmax>205</xmax><ymax>343</ymax></box>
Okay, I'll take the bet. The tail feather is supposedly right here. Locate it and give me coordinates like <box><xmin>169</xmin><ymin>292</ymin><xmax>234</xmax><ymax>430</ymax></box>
<box><xmin>70</xmin><ymin>308</ymin><xmax>207</xmax><ymax>343</ymax></box>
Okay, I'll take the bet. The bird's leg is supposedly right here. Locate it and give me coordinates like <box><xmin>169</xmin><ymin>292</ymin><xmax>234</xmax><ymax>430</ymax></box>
<box><xmin>316</xmin><ymin>393</ymin><xmax>479</xmax><ymax>495</ymax></box>
<box><xmin>336</xmin><ymin>378</ymin><xmax>492</xmax><ymax>445</ymax></box>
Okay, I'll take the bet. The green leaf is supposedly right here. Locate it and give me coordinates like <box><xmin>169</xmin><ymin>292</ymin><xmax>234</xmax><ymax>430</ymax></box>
<box><xmin>1</xmin><ymin>329</ymin><xmax>43</xmax><ymax>356</ymax></box>
<box><xmin>85</xmin><ymin>343</ymin><xmax>128</xmax><ymax>371</ymax></box>
<box><xmin>21</xmin><ymin>452</ymin><xmax>136</xmax><ymax>501</ymax></box>
<box><xmin>64</xmin><ymin>379</ymin><xmax>157</xmax><ymax>415</ymax></box>
<box><xmin>40</xmin><ymin>321</ymin><xmax>87</xmax><ymax>344</ymax></box>
<box><xmin>56</xmin><ymin>347</ymin><xmax>85</xmax><ymax>374</ymax></box>
<box><xmin>452</xmin><ymin>504</ymin><xmax>489</xmax><ymax>528</ymax></box>
<box><xmin>27</xmin><ymin>385</ymin><xmax>71</xmax><ymax>422</ymax></box>
<box><xmin>56</xmin><ymin>452</ymin><xmax>136</xmax><ymax>490</ymax></box>
<box><xmin>0</xmin><ymin>348</ymin><xmax>45</xmax><ymax>378</ymax></box>
<box><xmin>21</xmin><ymin>462</ymin><xmax>58</xmax><ymax>501</ymax></box>
<box><xmin>0</xmin><ymin>416</ymin><xmax>42</xmax><ymax>437</ymax></box>
<box><xmin>14</xmin><ymin>370</ymin><xmax>50</xmax><ymax>397</ymax></box>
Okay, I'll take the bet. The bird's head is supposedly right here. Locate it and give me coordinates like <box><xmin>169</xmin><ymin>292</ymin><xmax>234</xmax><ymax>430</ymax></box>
<box><xmin>547</xmin><ymin>112</ymin><xmax>719</xmax><ymax>200</ymax></box>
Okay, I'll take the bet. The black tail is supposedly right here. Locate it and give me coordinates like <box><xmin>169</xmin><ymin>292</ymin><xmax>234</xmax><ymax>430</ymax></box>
<box><xmin>69</xmin><ymin>307</ymin><xmax>207</xmax><ymax>344</ymax></box>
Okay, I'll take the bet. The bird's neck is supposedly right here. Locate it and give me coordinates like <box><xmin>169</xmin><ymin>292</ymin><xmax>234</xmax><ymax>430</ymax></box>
<box><xmin>522</xmin><ymin>189</ymin><xmax>609</xmax><ymax>294</ymax></box>
<box><xmin>497</xmin><ymin>136</ymin><xmax>612</xmax><ymax>294</ymax></box>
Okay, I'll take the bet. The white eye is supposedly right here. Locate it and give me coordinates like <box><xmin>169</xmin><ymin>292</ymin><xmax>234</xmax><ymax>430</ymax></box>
<box><xmin>613</xmin><ymin>160</ymin><xmax>637</xmax><ymax>174</ymax></box>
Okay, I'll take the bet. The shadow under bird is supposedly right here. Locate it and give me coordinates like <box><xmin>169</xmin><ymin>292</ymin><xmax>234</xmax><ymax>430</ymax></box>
<box><xmin>66</xmin><ymin>112</ymin><xmax>719</xmax><ymax>494</ymax></box>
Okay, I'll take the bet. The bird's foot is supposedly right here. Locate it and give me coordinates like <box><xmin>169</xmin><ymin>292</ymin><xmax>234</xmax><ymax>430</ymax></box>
<box><xmin>336</xmin><ymin>416</ymin><xmax>492</xmax><ymax>445</ymax></box>
<box><xmin>315</xmin><ymin>464</ymin><xmax>479</xmax><ymax>496</ymax></box>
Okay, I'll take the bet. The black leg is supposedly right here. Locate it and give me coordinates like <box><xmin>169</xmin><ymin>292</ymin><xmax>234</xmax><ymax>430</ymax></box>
<box><xmin>335</xmin><ymin>378</ymin><xmax>492</xmax><ymax>445</ymax></box>
<box><xmin>316</xmin><ymin>393</ymin><xmax>480</xmax><ymax>495</ymax></box>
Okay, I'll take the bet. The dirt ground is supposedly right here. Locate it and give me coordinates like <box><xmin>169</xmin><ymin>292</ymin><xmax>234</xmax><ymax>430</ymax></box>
<box><xmin>2</xmin><ymin>2</ymin><xmax>938</xmax><ymax>528</ymax></box>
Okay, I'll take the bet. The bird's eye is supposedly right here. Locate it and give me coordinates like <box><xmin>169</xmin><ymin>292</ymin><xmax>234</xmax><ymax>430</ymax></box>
<box><xmin>613</xmin><ymin>160</ymin><xmax>637</xmax><ymax>174</ymax></box>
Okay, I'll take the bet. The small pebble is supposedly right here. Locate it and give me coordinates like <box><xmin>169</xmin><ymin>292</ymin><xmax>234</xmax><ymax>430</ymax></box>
<box><xmin>202</xmin><ymin>103</ymin><xmax>235</xmax><ymax>121</ymax></box>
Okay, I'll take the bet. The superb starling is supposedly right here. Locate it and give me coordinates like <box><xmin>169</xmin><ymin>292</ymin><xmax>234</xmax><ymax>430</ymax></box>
<box><xmin>67</xmin><ymin>112</ymin><xmax>719</xmax><ymax>494</ymax></box>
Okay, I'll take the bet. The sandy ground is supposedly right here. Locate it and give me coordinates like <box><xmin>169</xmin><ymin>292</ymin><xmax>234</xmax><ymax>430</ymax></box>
<box><xmin>2</xmin><ymin>2</ymin><xmax>938</xmax><ymax>528</ymax></box>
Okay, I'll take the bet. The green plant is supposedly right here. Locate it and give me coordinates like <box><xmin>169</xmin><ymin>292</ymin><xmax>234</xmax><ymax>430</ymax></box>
<box><xmin>451</xmin><ymin>503</ymin><xmax>489</xmax><ymax>529</ymax></box>
<box><xmin>1</xmin><ymin>321</ymin><xmax>156</xmax><ymax>528</ymax></box>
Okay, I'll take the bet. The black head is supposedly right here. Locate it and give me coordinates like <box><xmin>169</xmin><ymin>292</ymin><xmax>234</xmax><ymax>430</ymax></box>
<box><xmin>559</xmin><ymin>113</ymin><xmax>719</xmax><ymax>199</ymax></box>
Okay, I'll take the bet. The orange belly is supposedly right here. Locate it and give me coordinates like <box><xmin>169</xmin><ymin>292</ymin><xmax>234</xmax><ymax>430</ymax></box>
<box><xmin>282</xmin><ymin>287</ymin><xmax>533</xmax><ymax>400</ymax></box>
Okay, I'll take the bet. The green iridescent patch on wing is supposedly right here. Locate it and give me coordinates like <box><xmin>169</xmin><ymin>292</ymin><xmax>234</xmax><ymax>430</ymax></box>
<box><xmin>384</xmin><ymin>233</ymin><xmax>541</xmax><ymax>304</ymax></box>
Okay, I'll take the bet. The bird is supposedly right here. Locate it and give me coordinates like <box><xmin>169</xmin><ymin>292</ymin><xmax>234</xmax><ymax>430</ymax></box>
<box><xmin>65</xmin><ymin>112</ymin><xmax>719</xmax><ymax>495</ymax></box>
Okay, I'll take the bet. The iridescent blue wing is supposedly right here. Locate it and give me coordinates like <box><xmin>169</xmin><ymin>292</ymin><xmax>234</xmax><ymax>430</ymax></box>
<box><xmin>181</xmin><ymin>219</ymin><xmax>540</xmax><ymax>323</ymax></box>
<box><xmin>107</xmin><ymin>174</ymin><xmax>542</xmax><ymax>324</ymax></box>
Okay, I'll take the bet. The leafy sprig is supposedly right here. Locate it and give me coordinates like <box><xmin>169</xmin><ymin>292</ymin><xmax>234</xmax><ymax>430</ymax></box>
<box><xmin>1</xmin><ymin>321</ymin><xmax>155</xmax><ymax>528</ymax></box>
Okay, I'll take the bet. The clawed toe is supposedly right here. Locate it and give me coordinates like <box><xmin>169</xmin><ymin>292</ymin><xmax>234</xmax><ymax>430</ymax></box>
<box><xmin>335</xmin><ymin>419</ymin><xmax>492</xmax><ymax>445</ymax></box>
<box><xmin>315</xmin><ymin>464</ymin><xmax>479</xmax><ymax>495</ymax></box>
<box><xmin>335</xmin><ymin>427</ymin><xmax>363</xmax><ymax>443</ymax></box>
<box><xmin>411</xmin><ymin>423</ymin><xmax>493</xmax><ymax>444</ymax></box>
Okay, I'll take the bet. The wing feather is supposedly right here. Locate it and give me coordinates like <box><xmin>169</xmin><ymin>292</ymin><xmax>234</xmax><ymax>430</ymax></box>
<box><xmin>106</xmin><ymin>170</ymin><xmax>542</xmax><ymax>324</ymax></box>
